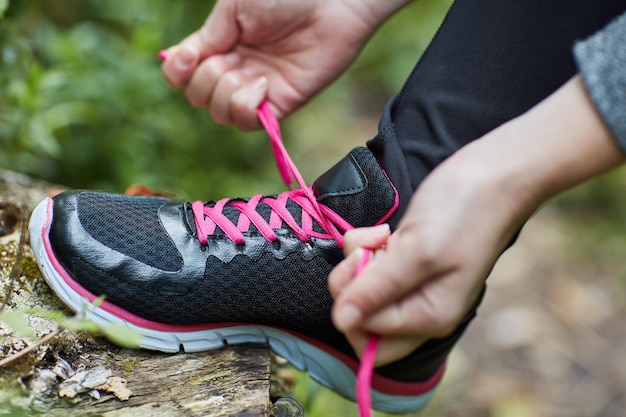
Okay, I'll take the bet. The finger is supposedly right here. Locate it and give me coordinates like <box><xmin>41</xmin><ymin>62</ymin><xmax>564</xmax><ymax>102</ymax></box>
<box><xmin>373</xmin><ymin>336</ymin><xmax>425</xmax><ymax>367</ymax></box>
<box><xmin>208</xmin><ymin>69</ymin><xmax>250</xmax><ymax>125</ymax></box>
<box><xmin>328</xmin><ymin>248</ymin><xmax>365</xmax><ymax>299</ymax></box>
<box><xmin>343</xmin><ymin>328</ymin><xmax>369</xmax><ymax>359</ymax></box>
<box><xmin>344</xmin><ymin>329</ymin><xmax>424</xmax><ymax>367</ymax></box>
<box><xmin>361</xmin><ymin>285</ymin><xmax>461</xmax><ymax>339</ymax></box>
<box><xmin>332</xmin><ymin>231</ymin><xmax>443</xmax><ymax>332</ymax></box>
<box><xmin>230</xmin><ymin>76</ymin><xmax>269</xmax><ymax>131</ymax></box>
<box><xmin>332</xmin><ymin>257</ymin><xmax>416</xmax><ymax>331</ymax></box>
<box><xmin>162</xmin><ymin>1</ymin><xmax>239</xmax><ymax>88</ymax></box>
<box><xmin>196</xmin><ymin>0</ymin><xmax>239</xmax><ymax>57</ymax></box>
<box><xmin>360</xmin><ymin>275</ymin><xmax>484</xmax><ymax>339</ymax></box>
<box><xmin>343</xmin><ymin>224</ymin><xmax>390</xmax><ymax>256</ymax></box>
<box><xmin>162</xmin><ymin>45</ymin><xmax>200</xmax><ymax>89</ymax></box>
<box><xmin>328</xmin><ymin>224</ymin><xmax>390</xmax><ymax>300</ymax></box>
<box><xmin>184</xmin><ymin>53</ymin><xmax>241</xmax><ymax>108</ymax></box>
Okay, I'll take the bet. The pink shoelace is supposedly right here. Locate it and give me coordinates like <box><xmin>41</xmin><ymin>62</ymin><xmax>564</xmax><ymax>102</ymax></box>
<box><xmin>354</xmin><ymin>247</ymin><xmax>379</xmax><ymax>417</ymax></box>
<box><xmin>191</xmin><ymin>100</ymin><xmax>379</xmax><ymax>417</ymax></box>
<box><xmin>192</xmin><ymin>101</ymin><xmax>353</xmax><ymax>247</ymax></box>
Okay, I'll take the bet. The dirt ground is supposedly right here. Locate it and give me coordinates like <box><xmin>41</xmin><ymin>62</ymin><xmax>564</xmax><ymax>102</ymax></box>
<box><xmin>429</xmin><ymin>206</ymin><xmax>626</xmax><ymax>417</ymax></box>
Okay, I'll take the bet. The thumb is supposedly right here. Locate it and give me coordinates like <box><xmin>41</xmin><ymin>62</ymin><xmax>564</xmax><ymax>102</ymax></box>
<box><xmin>344</xmin><ymin>328</ymin><xmax>425</xmax><ymax>366</ymax></box>
<box><xmin>162</xmin><ymin>1</ymin><xmax>239</xmax><ymax>89</ymax></box>
<box><xmin>332</xmin><ymin>229</ymin><xmax>437</xmax><ymax>332</ymax></box>
<box><xmin>195</xmin><ymin>0</ymin><xmax>240</xmax><ymax>58</ymax></box>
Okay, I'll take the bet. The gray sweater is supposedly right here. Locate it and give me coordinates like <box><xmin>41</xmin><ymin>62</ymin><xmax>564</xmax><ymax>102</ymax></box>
<box><xmin>574</xmin><ymin>11</ymin><xmax>626</xmax><ymax>151</ymax></box>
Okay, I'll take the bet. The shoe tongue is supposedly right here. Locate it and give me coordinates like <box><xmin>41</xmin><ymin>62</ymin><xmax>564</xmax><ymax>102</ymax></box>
<box><xmin>187</xmin><ymin>147</ymin><xmax>398</xmax><ymax>238</ymax></box>
<box><xmin>312</xmin><ymin>147</ymin><xmax>397</xmax><ymax>228</ymax></box>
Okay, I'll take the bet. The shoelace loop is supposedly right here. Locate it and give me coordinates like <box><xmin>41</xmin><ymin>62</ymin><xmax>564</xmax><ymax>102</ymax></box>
<box><xmin>192</xmin><ymin>101</ymin><xmax>351</xmax><ymax>246</ymax></box>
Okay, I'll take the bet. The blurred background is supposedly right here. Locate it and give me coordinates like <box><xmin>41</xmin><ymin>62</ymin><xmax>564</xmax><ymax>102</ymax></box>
<box><xmin>0</xmin><ymin>0</ymin><xmax>449</xmax><ymax>199</ymax></box>
<box><xmin>3</xmin><ymin>1</ymin><xmax>626</xmax><ymax>416</ymax></box>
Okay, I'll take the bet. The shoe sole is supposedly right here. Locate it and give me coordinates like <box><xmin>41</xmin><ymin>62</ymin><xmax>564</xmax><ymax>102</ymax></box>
<box><xmin>29</xmin><ymin>198</ymin><xmax>440</xmax><ymax>413</ymax></box>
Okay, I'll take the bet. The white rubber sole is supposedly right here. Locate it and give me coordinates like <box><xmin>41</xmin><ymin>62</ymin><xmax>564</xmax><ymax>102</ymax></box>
<box><xmin>29</xmin><ymin>197</ymin><xmax>437</xmax><ymax>413</ymax></box>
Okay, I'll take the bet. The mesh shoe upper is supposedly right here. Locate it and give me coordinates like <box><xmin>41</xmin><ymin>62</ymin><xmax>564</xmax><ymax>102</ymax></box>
<box><xmin>76</xmin><ymin>192</ymin><xmax>182</xmax><ymax>271</ymax></box>
<box><xmin>50</xmin><ymin>147</ymin><xmax>396</xmax><ymax>356</ymax></box>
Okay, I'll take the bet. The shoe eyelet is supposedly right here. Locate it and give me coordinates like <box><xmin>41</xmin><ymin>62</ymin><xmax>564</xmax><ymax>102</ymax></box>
<box><xmin>271</xmin><ymin>239</ymin><xmax>281</xmax><ymax>250</ymax></box>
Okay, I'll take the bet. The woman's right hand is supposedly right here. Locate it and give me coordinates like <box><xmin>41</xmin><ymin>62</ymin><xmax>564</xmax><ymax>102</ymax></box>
<box><xmin>161</xmin><ymin>0</ymin><xmax>410</xmax><ymax>130</ymax></box>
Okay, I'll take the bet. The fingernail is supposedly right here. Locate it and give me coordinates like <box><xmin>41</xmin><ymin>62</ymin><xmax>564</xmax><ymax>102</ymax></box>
<box><xmin>174</xmin><ymin>52</ymin><xmax>194</xmax><ymax>71</ymax></box>
<box><xmin>224</xmin><ymin>53</ymin><xmax>240</xmax><ymax>67</ymax></box>
<box><xmin>335</xmin><ymin>304</ymin><xmax>362</xmax><ymax>331</ymax></box>
<box><xmin>158</xmin><ymin>50</ymin><xmax>169</xmax><ymax>61</ymax></box>
<box><xmin>253</xmin><ymin>76</ymin><xmax>267</xmax><ymax>90</ymax></box>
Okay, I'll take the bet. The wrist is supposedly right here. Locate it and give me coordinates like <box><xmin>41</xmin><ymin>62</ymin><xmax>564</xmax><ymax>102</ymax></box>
<box><xmin>466</xmin><ymin>76</ymin><xmax>626</xmax><ymax>218</ymax></box>
<box><xmin>433</xmin><ymin>132</ymin><xmax>539</xmax><ymax>238</ymax></box>
<box><xmin>505</xmin><ymin>76</ymin><xmax>624</xmax><ymax>203</ymax></box>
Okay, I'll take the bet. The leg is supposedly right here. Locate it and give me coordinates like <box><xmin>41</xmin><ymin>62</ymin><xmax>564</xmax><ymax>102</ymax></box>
<box><xmin>372</xmin><ymin>0</ymin><xmax>626</xmax><ymax>226</ymax></box>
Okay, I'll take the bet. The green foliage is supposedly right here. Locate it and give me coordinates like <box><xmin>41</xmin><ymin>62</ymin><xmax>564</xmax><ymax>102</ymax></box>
<box><xmin>0</xmin><ymin>0</ymin><xmax>279</xmax><ymax>199</ymax></box>
<box><xmin>0</xmin><ymin>0</ymin><xmax>455</xmax><ymax>201</ymax></box>
<box><xmin>26</xmin><ymin>306</ymin><xmax>98</xmax><ymax>333</ymax></box>
<box><xmin>99</xmin><ymin>323</ymin><xmax>143</xmax><ymax>348</ymax></box>
<box><xmin>0</xmin><ymin>0</ymin><xmax>8</xmax><ymax>19</ymax></box>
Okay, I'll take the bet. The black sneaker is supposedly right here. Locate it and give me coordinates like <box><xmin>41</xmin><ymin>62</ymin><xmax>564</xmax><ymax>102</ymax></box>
<box><xmin>29</xmin><ymin>146</ymin><xmax>447</xmax><ymax>413</ymax></box>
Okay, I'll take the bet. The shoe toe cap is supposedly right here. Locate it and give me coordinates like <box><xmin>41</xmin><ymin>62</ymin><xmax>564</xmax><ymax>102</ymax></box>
<box><xmin>50</xmin><ymin>190</ymin><xmax>183</xmax><ymax>276</ymax></box>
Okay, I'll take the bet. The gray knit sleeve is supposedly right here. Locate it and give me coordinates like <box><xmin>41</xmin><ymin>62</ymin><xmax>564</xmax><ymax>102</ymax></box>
<box><xmin>574</xmin><ymin>11</ymin><xmax>626</xmax><ymax>151</ymax></box>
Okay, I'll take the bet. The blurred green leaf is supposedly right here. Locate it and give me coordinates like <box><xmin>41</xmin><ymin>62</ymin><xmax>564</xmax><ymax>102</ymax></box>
<box><xmin>0</xmin><ymin>0</ymin><xmax>454</xmax><ymax>200</ymax></box>
<box><xmin>24</xmin><ymin>305</ymin><xmax>140</xmax><ymax>346</ymax></box>
<box><xmin>101</xmin><ymin>323</ymin><xmax>142</xmax><ymax>348</ymax></box>
<box><xmin>25</xmin><ymin>306</ymin><xmax>97</xmax><ymax>333</ymax></box>
<box><xmin>0</xmin><ymin>0</ymin><xmax>8</xmax><ymax>19</ymax></box>
<box><xmin>92</xmin><ymin>294</ymin><xmax>106</xmax><ymax>308</ymax></box>
<box><xmin>0</xmin><ymin>310</ymin><xmax>34</xmax><ymax>338</ymax></box>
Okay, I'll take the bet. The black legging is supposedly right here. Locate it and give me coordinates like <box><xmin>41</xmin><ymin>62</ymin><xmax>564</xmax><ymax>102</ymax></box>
<box><xmin>370</xmin><ymin>0</ymin><xmax>626</xmax><ymax>229</ymax></box>
<box><xmin>372</xmin><ymin>0</ymin><xmax>626</xmax><ymax>381</ymax></box>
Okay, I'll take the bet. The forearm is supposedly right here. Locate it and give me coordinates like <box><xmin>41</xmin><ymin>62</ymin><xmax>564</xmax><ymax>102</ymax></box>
<box><xmin>460</xmin><ymin>75</ymin><xmax>626</xmax><ymax>221</ymax></box>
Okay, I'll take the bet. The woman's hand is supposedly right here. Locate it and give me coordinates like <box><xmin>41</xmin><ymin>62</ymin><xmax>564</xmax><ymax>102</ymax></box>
<box><xmin>161</xmin><ymin>0</ymin><xmax>410</xmax><ymax>130</ymax></box>
<box><xmin>329</xmin><ymin>136</ymin><xmax>528</xmax><ymax>365</ymax></box>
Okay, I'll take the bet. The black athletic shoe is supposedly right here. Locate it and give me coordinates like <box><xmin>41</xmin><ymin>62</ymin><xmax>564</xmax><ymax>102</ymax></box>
<box><xmin>29</xmin><ymin>147</ymin><xmax>449</xmax><ymax>412</ymax></box>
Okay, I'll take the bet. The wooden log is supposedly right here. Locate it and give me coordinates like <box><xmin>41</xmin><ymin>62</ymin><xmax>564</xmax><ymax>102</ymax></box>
<box><xmin>33</xmin><ymin>347</ymin><xmax>272</xmax><ymax>417</ymax></box>
<box><xmin>0</xmin><ymin>170</ymin><xmax>279</xmax><ymax>417</ymax></box>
